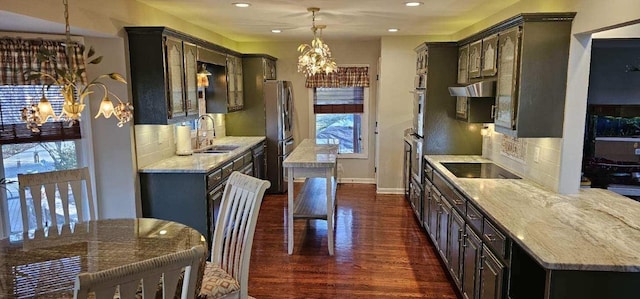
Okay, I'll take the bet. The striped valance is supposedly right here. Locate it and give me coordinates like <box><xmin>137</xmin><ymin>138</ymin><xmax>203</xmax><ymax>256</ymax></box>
<box><xmin>305</xmin><ymin>66</ymin><xmax>370</xmax><ymax>88</ymax></box>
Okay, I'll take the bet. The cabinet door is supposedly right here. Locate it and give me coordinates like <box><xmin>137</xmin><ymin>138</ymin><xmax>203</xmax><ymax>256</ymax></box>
<box><xmin>479</xmin><ymin>245</ymin><xmax>505</xmax><ymax>299</ymax></box>
<box><xmin>165</xmin><ymin>37</ymin><xmax>185</xmax><ymax>119</ymax></box>
<box><xmin>235</xmin><ymin>58</ymin><xmax>243</xmax><ymax>108</ymax></box>
<box><xmin>481</xmin><ymin>34</ymin><xmax>498</xmax><ymax>77</ymax></box>
<box><xmin>264</xmin><ymin>58</ymin><xmax>277</xmax><ymax>80</ymax></box>
<box><xmin>207</xmin><ymin>179</ymin><xmax>226</xmax><ymax>250</ymax></box>
<box><xmin>422</xmin><ymin>179</ymin><xmax>432</xmax><ymax>229</ymax></box>
<box><xmin>495</xmin><ymin>26</ymin><xmax>521</xmax><ymax>130</ymax></box>
<box><xmin>428</xmin><ymin>188</ymin><xmax>441</xmax><ymax>243</ymax></box>
<box><xmin>449</xmin><ymin>208</ymin><xmax>465</xmax><ymax>288</ymax></box>
<box><xmin>404</xmin><ymin>140</ymin><xmax>411</xmax><ymax>200</ymax></box>
<box><xmin>457</xmin><ymin>45</ymin><xmax>470</xmax><ymax>84</ymax></box>
<box><xmin>183</xmin><ymin>42</ymin><xmax>199</xmax><ymax>117</ymax></box>
<box><xmin>463</xmin><ymin>226</ymin><xmax>482</xmax><ymax>299</ymax></box>
<box><xmin>468</xmin><ymin>40</ymin><xmax>482</xmax><ymax>78</ymax></box>
<box><xmin>438</xmin><ymin>196</ymin><xmax>451</xmax><ymax>263</ymax></box>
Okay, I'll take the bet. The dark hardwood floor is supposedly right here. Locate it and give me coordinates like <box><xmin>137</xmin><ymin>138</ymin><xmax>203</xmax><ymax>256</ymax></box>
<box><xmin>248</xmin><ymin>183</ymin><xmax>458</xmax><ymax>298</ymax></box>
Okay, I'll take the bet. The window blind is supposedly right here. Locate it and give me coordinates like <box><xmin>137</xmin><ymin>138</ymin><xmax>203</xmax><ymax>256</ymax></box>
<box><xmin>0</xmin><ymin>85</ymin><xmax>81</xmax><ymax>144</ymax></box>
<box><xmin>314</xmin><ymin>87</ymin><xmax>364</xmax><ymax>114</ymax></box>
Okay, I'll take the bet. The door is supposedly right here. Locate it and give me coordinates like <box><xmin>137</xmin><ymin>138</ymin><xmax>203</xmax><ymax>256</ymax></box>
<box><xmin>183</xmin><ymin>42</ymin><xmax>199</xmax><ymax>118</ymax></box>
<box><xmin>422</xmin><ymin>179</ymin><xmax>432</xmax><ymax>229</ymax></box>
<box><xmin>468</xmin><ymin>40</ymin><xmax>482</xmax><ymax>79</ymax></box>
<box><xmin>165</xmin><ymin>37</ymin><xmax>185</xmax><ymax>119</ymax></box>
<box><xmin>495</xmin><ymin>26</ymin><xmax>521</xmax><ymax>130</ymax></box>
<box><xmin>479</xmin><ymin>245</ymin><xmax>505</xmax><ymax>299</ymax></box>
<box><xmin>449</xmin><ymin>208</ymin><xmax>465</xmax><ymax>289</ymax></box>
<box><xmin>463</xmin><ymin>225</ymin><xmax>482</xmax><ymax>299</ymax></box>
<box><xmin>282</xmin><ymin>81</ymin><xmax>294</xmax><ymax>140</ymax></box>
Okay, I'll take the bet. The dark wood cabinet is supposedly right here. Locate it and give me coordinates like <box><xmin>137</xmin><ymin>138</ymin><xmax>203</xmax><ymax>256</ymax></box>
<box><xmin>463</xmin><ymin>226</ymin><xmax>482</xmax><ymax>299</ymax></box>
<box><xmin>457</xmin><ymin>45</ymin><xmax>470</xmax><ymax>84</ymax></box>
<box><xmin>468</xmin><ymin>40</ymin><xmax>482</xmax><ymax>79</ymax></box>
<box><xmin>437</xmin><ymin>196</ymin><xmax>451</xmax><ymax>263</ymax></box>
<box><xmin>428</xmin><ymin>186</ymin><xmax>441</xmax><ymax>245</ymax></box>
<box><xmin>449</xmin><ymin>208</ymin><xmax>465</xmax><ymax>289</ymax></box>
<box><xmin>226</xmin><ymin>55</ymin><xmax>244</xmax><ymax>111</ymax></box>
<box><xmin>494</xmin><ymin>26</ymin><xmax>521</xmax><ymax>131</ymax></box>
<box><xmin>481</xmin><ymin>34</ymin><xmax>499</xmax><ymax>77</ymax></box>
<box><xmin>479</xmin><ymin>245</ymin><xmax>505</xmax><ymax>299</ymax></box>
<box><xmin>126</xmin><ymin>28</ymin><xmax>199</xmax><ymax>124</ymax></box>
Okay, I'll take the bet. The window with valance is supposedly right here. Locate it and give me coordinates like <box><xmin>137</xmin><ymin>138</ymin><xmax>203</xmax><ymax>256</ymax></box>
<box><xmin>0</xmin><ymin>37</ymin><xmax>84</xmax><ymax>144</ymax></box>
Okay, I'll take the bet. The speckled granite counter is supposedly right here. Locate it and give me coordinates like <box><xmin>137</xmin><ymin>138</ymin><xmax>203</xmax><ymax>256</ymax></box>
<box><xmin>139</xmin><ymin>136</ymin><xmax>265</xmax><ymax>174</ymax></box>
<box><xmin>426</xmin><ymin>155</ymin><xmax>640</xmax><ymax>272</ymax></box>
<box><xmin>0</xmin><ymin>218</ymin><xmax>205</xmax><ymax>298</ymax></box>
<box><xmin>282</xmin><ymin>138</ymin><xmax>339</xmax><ymax>168</ymax></box>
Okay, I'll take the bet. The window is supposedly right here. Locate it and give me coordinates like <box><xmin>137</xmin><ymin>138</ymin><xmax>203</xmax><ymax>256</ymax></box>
<box><xmin>311</xmin><ymin>87</ymin><xmax>369</xmax><ymax>157</ymax></box>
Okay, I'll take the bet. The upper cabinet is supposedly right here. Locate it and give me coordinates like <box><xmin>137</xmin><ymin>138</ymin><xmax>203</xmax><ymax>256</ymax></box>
<box><xmin>494</xmin><ymin>27</ymin><xmax>520</xmax><ymax>131</ymax></box>
<box><xmin>226</xmin><ymin>55</ymin><xmax>244</xmax><ymax>112</ymax></box>
<box><xmin>468</xmin><ymin>40</ymin><xmax>482</xmax><ymax>79</ymax></box>
<box><xmin>457</xmin><ymin>45</ymin><xmax>469</xmax><ymax>84</ymax></box>
<box><xmin>481</xmin><ymin>34</ymin><xmax>498</xmax><ymax>77</ymax></box>
<box><xmin>125</xmin><ymin>27</ymin><xmax>244</xmax><ymax>124</ymax></box>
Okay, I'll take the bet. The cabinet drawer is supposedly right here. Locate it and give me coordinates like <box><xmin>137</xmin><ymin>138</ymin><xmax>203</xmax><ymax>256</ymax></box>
<box><xmin>233</xmin><ymin>156</ymin><xmax>245</xmax><ymax>170</ymax></box>
<box><xmin>450</xmin><ymin>190</ymin><xmax>466</xmax><ymax>214</ymax></box>
<box><xmin>466</xmin><ymin>203</ymin><xmax>483</xmax><ymax>233</ymax></box>
<box><xmin>424</xmin><ymin>162</ymin><xmax>433</xmax><ymax>182</ymax></box>
<box><xmin>207</xmin><ymin>169</ymin><xmax>222</xmax><ymax>190</ymax></box>
<box><xmin>243</xmin><ymin>152</ymin><xmax>253</xmax><ymax>165</ymax></box>
<box><xmin>483</xmin><ymin>218</ymin><xmax>507</xmax><ymax>258</ymax></box>
<box><xmin>222</xmin><ymin>162</ymin><xmax>234</xmax><ymax>178</ymax></box>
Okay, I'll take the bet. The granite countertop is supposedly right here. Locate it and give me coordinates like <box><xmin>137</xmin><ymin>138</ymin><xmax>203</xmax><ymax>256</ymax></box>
<box><xmin>283</xmin><ymin>139</ymin><xmax>339</xmax><ymax>168</ymax></box>
<box><xmin>425</xmin><ymin>155</ymin><xmax>640</xmax><ymax>272</ymax></box>
<box><xmin>139</xmin><ymin>136</ymin><xmax>265</xmax><ymax>174</ymax></box>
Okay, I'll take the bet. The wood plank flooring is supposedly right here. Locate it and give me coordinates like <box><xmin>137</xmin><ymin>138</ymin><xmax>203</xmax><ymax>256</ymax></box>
<box><xmin>248</xmin><ymin>183</ymin><xmax>459</xmax><ymax>298</ymax></box>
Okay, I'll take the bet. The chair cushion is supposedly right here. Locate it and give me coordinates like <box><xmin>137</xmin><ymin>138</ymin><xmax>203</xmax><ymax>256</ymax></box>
<box><xmin>198</xmin><ymin>262</ymin><xmax>240</xmax><ymax>299</ymax></box>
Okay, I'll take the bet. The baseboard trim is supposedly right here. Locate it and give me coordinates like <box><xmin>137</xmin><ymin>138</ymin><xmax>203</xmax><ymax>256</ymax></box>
<box><xmin>376</xmin><ymin>188</ymin><xmax>404</xmax><ymax>195</ymax></box>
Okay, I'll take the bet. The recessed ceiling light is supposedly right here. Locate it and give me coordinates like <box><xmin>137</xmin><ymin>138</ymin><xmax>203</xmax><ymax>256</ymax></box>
<box><xmin>405</xmin><ymin>2</ymin><xmax>423</xmax><ymax>7</ymax></box>
<box><xmin>388</xmin><ymin>28</ymin><xmax>399</xmax><ymax>32</ymax></box>
<box><xmin>271</xmin><ymin>29</ymin><xmax>282</xmax><ymax>33</ymax></box>
<box><xmin>233</xmin><ymin>2</ymin><xmax>251</xmax><ymax>8</ymax></box>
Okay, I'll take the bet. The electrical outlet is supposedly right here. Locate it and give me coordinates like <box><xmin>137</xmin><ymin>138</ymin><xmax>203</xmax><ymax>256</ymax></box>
<box><xmin>533</xmin><ymin>147</ymin><xmax>541</xmax><ymax>163</ymax></box>
<box><xmin>635</xmin><ymin>148</ymin><xmax>640</xmax><ymax>155</ymax></box>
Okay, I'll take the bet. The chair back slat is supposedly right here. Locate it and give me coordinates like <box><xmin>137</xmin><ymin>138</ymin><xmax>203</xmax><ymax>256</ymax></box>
<box><xmin>210</xmin><ymin>171</ymin><xmax>270</xmax><ymax>298</ymax></box>
<box><xmin>74</xmin><ymin>245</ymin><xmax>206</xmax><ymax>299</ymax></box>
<box><xmin>18</xmin><ymin>167</ymin><xmax>94</xmax><ymax>232</ymax></box>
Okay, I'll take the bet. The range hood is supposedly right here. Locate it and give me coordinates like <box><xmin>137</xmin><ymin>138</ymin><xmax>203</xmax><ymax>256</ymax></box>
<box><xmin>448</xmin><ymin>80</ymin><xmax>496</xmax><ymax>97</ymax></box>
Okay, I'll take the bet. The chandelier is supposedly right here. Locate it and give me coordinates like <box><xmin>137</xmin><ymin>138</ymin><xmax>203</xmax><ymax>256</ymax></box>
<box><xmin>297</xmin><ymin>7</ymin><xmax>337</xmax><ymax>77</ymax></box>
<box><xmin>22</xmin><ymin>0</ymin><xmax>133</xmax><ymax>132</ymax></box>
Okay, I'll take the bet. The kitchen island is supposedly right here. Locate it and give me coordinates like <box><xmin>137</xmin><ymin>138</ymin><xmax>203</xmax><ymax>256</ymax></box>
<box><xmin>138</xmin><ymin>136</ymin><xmax>266</xmax><ymax>252</ymax></box>
<box><xmin>424</xmin><ymin>155</ymin><xmax>640</xmax><ymax>299</ymax></box>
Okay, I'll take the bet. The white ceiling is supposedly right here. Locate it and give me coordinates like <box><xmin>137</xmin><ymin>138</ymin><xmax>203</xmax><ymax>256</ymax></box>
<box><xmin>136</xmin><ymin>0</ymin><xmax>521</xmax><ymax>42</ymax></box>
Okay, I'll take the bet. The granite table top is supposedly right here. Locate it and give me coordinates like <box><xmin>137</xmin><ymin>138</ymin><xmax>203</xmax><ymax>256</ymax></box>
<box><xmin>138</xmin><ymin>136</ymin><xmax>265</xmax><ymax>174</ymax></box>
<box><xmin>425</xmin><ymin>155</ymin><xmax>640</xmax><ymax>272</ymax></box>
<box><xmin>283</xmin><ymin>139</ymin><xmax>339</xmax><ymax>168</ymax></box>
<box><xmin>0</xmin><ymin>218</ymin><xmax>206</xmax><ymax>298</ymax></box>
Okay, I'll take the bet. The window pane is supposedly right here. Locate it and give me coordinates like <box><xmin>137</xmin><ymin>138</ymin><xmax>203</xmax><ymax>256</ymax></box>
<box><xmin>315</xmin><ymin>113</ymin><xmax>362</xmax><ymax>154</ymax></box>
<box><xmin>3</xmin><ymin>141</ymin><xmax>79</xmax><ymax>240</ymax></box>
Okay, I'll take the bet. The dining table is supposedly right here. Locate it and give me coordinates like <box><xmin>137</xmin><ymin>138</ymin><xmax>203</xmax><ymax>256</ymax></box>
<box><xmin>0</xmin><ymin>218</ymin><xmax>206</xmax><ymax>298</ymax></box>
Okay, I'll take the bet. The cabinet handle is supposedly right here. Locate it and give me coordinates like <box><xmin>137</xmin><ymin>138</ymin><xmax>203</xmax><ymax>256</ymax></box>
<box><xmin>491</xmin><ymin>104</ymin><xmax>496</xmax><ymax>119</ymax></box>
<box><xmin>457</xmin><ymin>228</ymin><xmax>464</xmax><ymax>243</ymax></box>
<box><xmin>484</xmin><ymin>233</ymin><xmax>496</xmax><ymax>241</ymax></box>
<box><xmin>468</xmin><ymin>214</ymin><xmax>480</xmax><ymax>220</ymax></box>
<box><xmin>453</xmin><ymin>199</ymin><xmax>464</xmax><ymax>206</ymax></box>
<box><xmin>462</xmin><ymin>234</ymin><xmax>468</xmax><ymax>247</ymax></box>
<box><xmin>479</xmin><ymin>255</ymin><xmax>486</xmax><ymax>271</ymax></box>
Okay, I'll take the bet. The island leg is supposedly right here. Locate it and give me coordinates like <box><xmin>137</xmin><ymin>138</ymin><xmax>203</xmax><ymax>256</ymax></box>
<box><xmin>326</xmin><ymin>167</ymin><xmax>334</xmax><ymax>256</ymax></box>
<box><xmin>287</xmin><ymin>167</ymin><xmax>294</xmax><ymax>255</ymax></box>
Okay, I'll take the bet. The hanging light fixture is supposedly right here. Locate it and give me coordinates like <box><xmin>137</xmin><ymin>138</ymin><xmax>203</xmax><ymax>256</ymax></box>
<box><xmin>197</xmin><ymin>64</ymin><xmax>212</xmax><ymax>88</ymax></box>
<box><xmin>22</xmin><ymin>0</ymin><xmax>133</xmax><ymax>132</ymax></box>
<box><xmin>297</xmin><ymin>7</ymin><xmax>337</xmax><ymax>77</ymax></box>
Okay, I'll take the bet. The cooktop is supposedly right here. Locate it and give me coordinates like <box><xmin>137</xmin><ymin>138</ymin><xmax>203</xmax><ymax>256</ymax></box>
<box><xmin>441</xmin><ymin>162</ymin><xmax>521</xmax><ymax>179</ymax></box>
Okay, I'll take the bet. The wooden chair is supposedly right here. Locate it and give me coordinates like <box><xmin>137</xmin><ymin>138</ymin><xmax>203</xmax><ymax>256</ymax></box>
<box><xmin>73</xmin><ymin>245</ymin><xmax>206</xmax><ymax>299</ymax></box>
<box><xmin>199</xmin><ymin>171</ymin><xmax>270</xmax><ymax>299</ymax></box>
<box><xmin>18</xmin><ymin>167</ymin><xmax>94</xmax><ymax>231</ymax></box>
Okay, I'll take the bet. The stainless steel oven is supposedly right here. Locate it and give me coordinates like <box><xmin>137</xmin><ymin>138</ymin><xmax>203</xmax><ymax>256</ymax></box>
<box><xmin>412</xmin><ymin>90</ymin><xmax>425</xmax><ymax>138</ymax></box>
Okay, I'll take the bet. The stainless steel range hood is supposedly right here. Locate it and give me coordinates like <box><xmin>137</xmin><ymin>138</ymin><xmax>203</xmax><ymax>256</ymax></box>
<box><xmin>448</xmin><ymin>80</ymin><xmax>496</xmax><ymax>97</ymax></box>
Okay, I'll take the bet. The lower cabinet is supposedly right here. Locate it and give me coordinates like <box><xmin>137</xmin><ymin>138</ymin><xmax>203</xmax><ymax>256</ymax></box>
<box><xmin>463</xmin><ymin>226</ymin><xmax>482</xmax><ymax>299</ymax></box>
<box><xmin>409</xmin><ymin>177</ymin><xmax>423</xmax><ymax>223</ymax></box>
<box><xmin>449</xmin><ymin>209</ymin><xmax>465</xmax><ymax>288</ymax></box>
<box><xmin>479</xmin><ymin>244</ymin><xmax>505</xmax><ymax>299</ymax></box>
<box><xmin>428</xmin><ymin>187</ymin><xmax>441</xmax><ymax>244</ymax></box>
<box><xmin>437</xmin><ymin>197</ymin><xmax>452</xmax><ymax>263</ymax></box>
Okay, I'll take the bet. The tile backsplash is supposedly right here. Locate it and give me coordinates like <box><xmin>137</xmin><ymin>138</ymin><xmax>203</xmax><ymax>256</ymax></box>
<box><xmin>134</xmin><ymin>113</ymin><xmax>227</xmax><ymax>169</ymax></box>
<box><xmin>482</xmin><ymin>124</ymin><xmax>562</xmax><ymax>192</ymax></box>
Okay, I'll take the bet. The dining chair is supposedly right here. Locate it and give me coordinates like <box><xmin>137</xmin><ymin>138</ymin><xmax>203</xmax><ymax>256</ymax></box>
<box><xmin>73</xmin><ymin>245</ymin><xmax>206</xmax><ymax>299</ymax></box>
<box><xmin>199</xmin><ymin>171</ymin><xmax>270</xmax><ymax>299</ymax></box>
<box><xmin>18</xmin><ymin>167</ymin><xmax>94</xmax><ymax>231</ymax></box>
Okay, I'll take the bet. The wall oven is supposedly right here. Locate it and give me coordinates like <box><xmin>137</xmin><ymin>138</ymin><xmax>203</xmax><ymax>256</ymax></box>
<box><xmin>411</xmin><ymin>90</ymin><xmax>425</xmax><ymax>138</ymax></box>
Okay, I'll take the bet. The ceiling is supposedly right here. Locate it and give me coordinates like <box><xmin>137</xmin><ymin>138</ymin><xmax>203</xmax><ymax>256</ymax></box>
<box><xmin>136</xmin><ymin>0</ymin><xmax>521</xmax><ymax>42</ymax></box>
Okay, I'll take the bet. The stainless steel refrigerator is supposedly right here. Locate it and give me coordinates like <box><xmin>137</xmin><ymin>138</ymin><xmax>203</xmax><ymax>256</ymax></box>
<box><xmin>226</xmin><ymin>75</ymin><xmax>294</xmax><ymax>193</ymax></box>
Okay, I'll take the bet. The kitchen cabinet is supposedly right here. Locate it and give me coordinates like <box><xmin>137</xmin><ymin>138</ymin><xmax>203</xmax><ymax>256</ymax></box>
<box><xmin>468</xmin><ymin>40</ymin><xmax>482</xmax><ymax>79</ymax></box>
<box><xmin>481</xmin><ymin>34</ymin><xmax>498</xmax><ymax>77</ymax></box>
<box><xmin>449</xmin><ymin>208</ymin><xmax>465</xmax><ymax>289</ymax></box>
<box><xmin>226</xmin><ymin>55</ymin><xmax>244</xmax><ymax>112</ymax></box>
<box><xmin>139</xmin><ymin>146</ymin><xmax>258</xmax><ymax>252</ymax></box>
<box><xmin>125</xmin><ymin>27</ymin><xmax>199</xmax><ymax>124</ymax></box>
<box><xmin>428</xmin><ymin>185</ymin><xmax>440</xmax><ymax>243</ymax></box>
<box><xmin>457</xmin><ymin>45</ymin><xmax>470</xmax><ymax>84</ymax></box>
<box><xmin>404</xmin><ymin>139</ymin><xmax>411</xmax><ymax>199</ymax></box>
<box><xmin>422</xmin><ymin>162</ymin><xmax>434</xmax><ymax>229</ymax></box>
<box><xmin>437</xmin><ymin>194</ymin><xmax>451</xmax><ymax>263</ymax></box>
<box><xmin>493</xmin><ymin>15</ymin><xmax>574</xmax><ymax>137</ymax></box>
<box><xmin>479</xmin><ymin>245</ymin><xmax>505</xmax><ymax>299</ymax></box>
<box><xmin>252</xmin><ymin>142</ymin><xmax>266</xmax><ymax>180</ymax></box>
<box><xmin>416</xmin><ymin>46</ymin><xmax>428</xmax><ymax>74</ymax></box>
<box><xmin>462</xmin><ymin>225</ymin><xmax>482</xmax><ymax>299</ymax></box>
<box><xmin>409</xmin><ymin>177</ymin><xmax>422</xmax><ymax>223</ymax></box>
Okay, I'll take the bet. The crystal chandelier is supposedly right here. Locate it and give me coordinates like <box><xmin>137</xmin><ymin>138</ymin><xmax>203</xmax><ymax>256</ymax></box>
<box><xmin>297</xmin><ymin>7</ymin><xmax>337</xmax><ymax>77</ymax></box>
<box><xmin>22</xmin><ymin>0</ymin><xmax>133</xmax><ymax>132</ymax></box>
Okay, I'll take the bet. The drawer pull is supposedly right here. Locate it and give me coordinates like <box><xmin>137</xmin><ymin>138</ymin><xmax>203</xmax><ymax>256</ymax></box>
<box><xmin>484</xmin><ymin>233</ymin><xmax>496</xmax><ymax>241</ymax></box>
<box><xmin>462</xmin><ymin>234</ymin><xmax>468</xmax><ymax>247</ymax></box>
<box><xmin>468</xmin><ymin>214</ymin><xmax>480</xmax><ymax>220</ymax></box>
<box><xmin>457</xmin><ymin>229</ymin><xmax>464</xmax><ymax>242</ymax></box>
<box><xmin>453</xmin><ymin>199</ymin><xmax>464</xmax><ymax>205</ymax></box>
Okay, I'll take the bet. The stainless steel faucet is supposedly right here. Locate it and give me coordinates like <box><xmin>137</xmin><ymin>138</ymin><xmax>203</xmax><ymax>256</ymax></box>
<box><xmin>195</xmin><ymin>114</ymin><xmax>216</xmax><ymax>149</ymax></box>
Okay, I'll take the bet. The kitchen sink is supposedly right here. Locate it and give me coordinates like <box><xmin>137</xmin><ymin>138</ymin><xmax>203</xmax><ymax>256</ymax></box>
<box><xmin>195</xmin><ymin>144</ymin><xmax>241</xmax><ymax>154</ymax></box>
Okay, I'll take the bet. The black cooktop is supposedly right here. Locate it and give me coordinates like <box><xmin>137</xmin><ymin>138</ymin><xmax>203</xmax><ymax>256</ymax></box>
<box><xmin>441</xmin><ymin>162</ymin><xmax>521</xmax><ymax>179</ymax></box>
